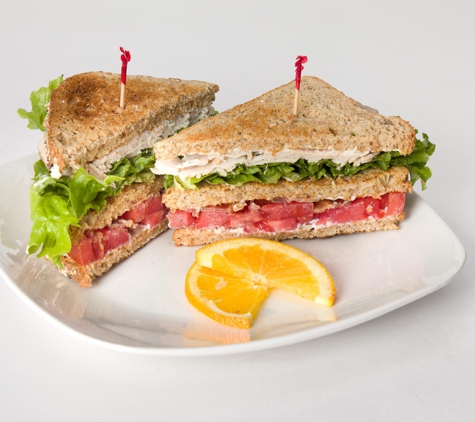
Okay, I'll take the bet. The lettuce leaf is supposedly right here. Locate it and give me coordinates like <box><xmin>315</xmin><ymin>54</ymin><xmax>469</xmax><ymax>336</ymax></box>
<box><xmin>164</xmin><ymin>131</ymin><xmax>435</xmax><ymax>190</ymax></box>
<box><xmin>17</xmin><ymin>75</ymin><xmax>63</xmax><ymax>132</ymax></box>
<box><xmin>28</xmin><ymin>149</ymin><xmax>156</xmax><ymax>267</ymax></box>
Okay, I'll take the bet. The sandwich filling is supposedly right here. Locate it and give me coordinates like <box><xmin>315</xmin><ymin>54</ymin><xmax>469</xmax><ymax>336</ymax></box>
<box><xmin>157</xmin><ymin>132</ymin><xmax>435</xmax><ymax>191</ymax></box>
<box><xmin>29</xmin><ymin>150</ymin><xmax>158</xmax><ymax>267</ymax></box>
<box><xmin>68</xmin><ymin>195</ymin><xmax>167</xmax><ymax>266</ymax></box>
<box><xmin>167</xmin><ymin>193</ymin><xmax>405</xmax><ymax>234</ymax></box>
<box><xmin>40</xmin><ymin>105</ymin><xmax>216</xmax><ymax>179</ymax></box>
<box><xmin>154</xmin><ymin>148</ymin><xmax>379</xmax><ymax>179</ymax></box>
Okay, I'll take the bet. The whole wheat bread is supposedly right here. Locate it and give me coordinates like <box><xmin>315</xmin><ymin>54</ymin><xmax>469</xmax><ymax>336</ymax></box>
<box><xmin>154</xmin><ymin>75</ymin><xmax>414</xmax><ymax>161</ymax></box>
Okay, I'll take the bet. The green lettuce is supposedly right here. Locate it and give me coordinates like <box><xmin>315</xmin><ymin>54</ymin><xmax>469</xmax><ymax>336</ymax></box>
<box><xmin>28</xmin><ymin>149</ymin><xmax>156</xmax><ymax>267</ymax></box>
<box><xmin>17</xmin><ymin>75</ymin><xmax>63</xmax><ymax>132</ymax></box>
<box><xmin>164</xmin><ymin>131</ymin><xmax>435</xmax><ymax>191</ymax></box>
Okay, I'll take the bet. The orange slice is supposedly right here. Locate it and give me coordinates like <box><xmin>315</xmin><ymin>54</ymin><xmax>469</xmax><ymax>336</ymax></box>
<box><xmin>185</xmin><ymin>238</ymin><xmax>335</xmax><ymax>329</ymax></box>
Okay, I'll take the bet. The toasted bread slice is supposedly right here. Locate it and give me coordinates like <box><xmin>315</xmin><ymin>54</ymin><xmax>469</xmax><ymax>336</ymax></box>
<box><xmin>43</xmin><ymin>72</ymin><xmax>219</xmax><ymax>174</ymax></box>
<box><xmin>154</xmin><ymin>75</ymin><xmax>415</xmax><ymax>162</ymax></box>
<box><xmin>163</xmin><ymin>167</ymin><xmax>412</xmax><ymax>212</ymax></box>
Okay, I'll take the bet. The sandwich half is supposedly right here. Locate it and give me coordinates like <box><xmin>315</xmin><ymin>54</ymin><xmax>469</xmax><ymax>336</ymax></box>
<box><xmin>152</xmin><ymin>76</ymin><xmax>434</xmax><ymax>246</ymax></box>
<box><xmin>23</xmin><ymin>72</ymin><xmax>219</xmax><ymax>286</ymax></box>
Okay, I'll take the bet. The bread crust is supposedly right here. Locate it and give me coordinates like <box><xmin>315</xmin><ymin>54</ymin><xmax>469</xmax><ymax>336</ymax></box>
<box><xmin>172</xmin><ymin>214</ymin><xmax>405</xmax><ymax>247</ymax></box>
<box><xmin>163</xmin><ymin>167</ymin><xmax>412</xmax><ymax>212</ymax></box>
<box><xmin>44</xmin><ymin>72</ymin><xmax>219</xmax><ymax>172</ymax></box>
<box><xmin>58</xmin><ymin>220</ymin><xmax>168</xmax><ymax>288</ymax></box>
<box><xmin>154</xmin><ymin>75</ymin><xmax>415</xmax><ymax>161</ymax></box>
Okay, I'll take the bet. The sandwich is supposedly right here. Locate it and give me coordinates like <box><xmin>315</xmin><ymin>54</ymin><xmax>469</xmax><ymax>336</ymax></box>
<box><xmin>152</xmin><ymin>76</ymin><xmax>434</xmax><ymax>246</ymax></box>
<box><xmin>19</xmin><ymin>71</ymin><xmax>219</xmax><ymax>286</ymax></box>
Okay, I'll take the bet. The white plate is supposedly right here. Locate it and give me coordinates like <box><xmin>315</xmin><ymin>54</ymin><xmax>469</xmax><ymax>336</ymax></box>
<box><xmin>0</xmin><ymin>155</ymin><xmax>466</xmax><ymax>356</ymax></box>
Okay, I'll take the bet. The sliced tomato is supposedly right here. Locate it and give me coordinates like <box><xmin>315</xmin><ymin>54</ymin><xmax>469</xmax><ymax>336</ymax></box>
<box><xmin>262</xmin><ymin>201</ymin><xmax>313</xmax><ymax>223</ymax></box>
<box><xmin>146</xmin><ymin>196</ymin><xmax>164</xmax><ymax>214</ymax></box>
<box><xmin>367</xmin><ymin>197</ymin><xmax>382</xmax><ymax>218</ymax></box>
<box><xmin>383</xmin><ymin>192</ymin><xmax>406</xmax><ymax>216</ymax></box>
<box><xmin>354</xmin><ymin>197</ymin><xmax>382</xmax><ymax>219</ymax></box>
<box><xmin>167</xmin><ymin>210</ymin><xmax>195</xmax><ymax>228</ymax></box>
<box><xmin>68</xmin><ymin>238</ymin><xmax>95</xmax><ymax>266</ymax></box>
<box><xmin>68</xmin><ymin>225</ymin><xmax>130</xmax><ymax>266</ymax></box>
<box><xmin>244</xmin><ymin>221</ymin><xmax>274</xmax><ymax>233</ymax></box>
<box><xmin>292</xmin><ymin>202</ymin><xmax>314</xmax><ymax>223</ymax></box>
<box><xmin>319</xmin><ymin>200</ymin><xmax>366</xmax><ymax>224</ymax></box>
<box><xmin>266</xmin><ymin>217</ymin><xmax>298</xmax><ymax>232</ymax></box>
<box><xmin>142</xmin><ymin>209</ymin><xmax>167</xmax><ymax>229</ymax></box>
<box><xmin>228</xmin><ymin>205</ymin><xmax>265</xmax><ymax>227</ymax></box>
<box><xmin>120</xmin><ymin>196</ymin><xmax>164</xmax><ymax>224</ymax></box>
<box><xmin>67</xmin><ymin>195</ymin><xmax>167</xmax><ymax>267</ymax></box>
<box><xmin>165</xmin><ymin>192</ymin><xmax>406</xmax><ymax>233</ymax></box>
<box><xmin>91</xmin><ymin>235</ymin><xmax>106</xmax><ymax>260</ymax></box>
<box><xmin>103</xmin><ymin>226</ymin><xmax>131</xmax><ymax>252</ymax></box>
<box><xmin>93</xmin><ymin>225</ymin><xmax>131</xmax><ymax>256</ymax></box>
<box><xmin>196</xmin><ymin>208</ymin><xmax>231</xmax><ymax>229</ymax></box>
<box><xmin>121</xmin><ymin>202</ymin><xmax>148</xmax><ymax>224</ymax></box>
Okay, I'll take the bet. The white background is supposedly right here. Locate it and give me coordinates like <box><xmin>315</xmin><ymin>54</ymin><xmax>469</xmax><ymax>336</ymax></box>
<box><xmin>1</xmin><ymin>0</ymin><xmax>474</xmax><ymax>420</ymax></box>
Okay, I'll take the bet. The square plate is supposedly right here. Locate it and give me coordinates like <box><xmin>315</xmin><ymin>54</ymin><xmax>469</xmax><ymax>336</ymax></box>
<box><xmin>0</xmin><ymin>155</ymin><xmax>466</xmax><ymax>355</ymax></box>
